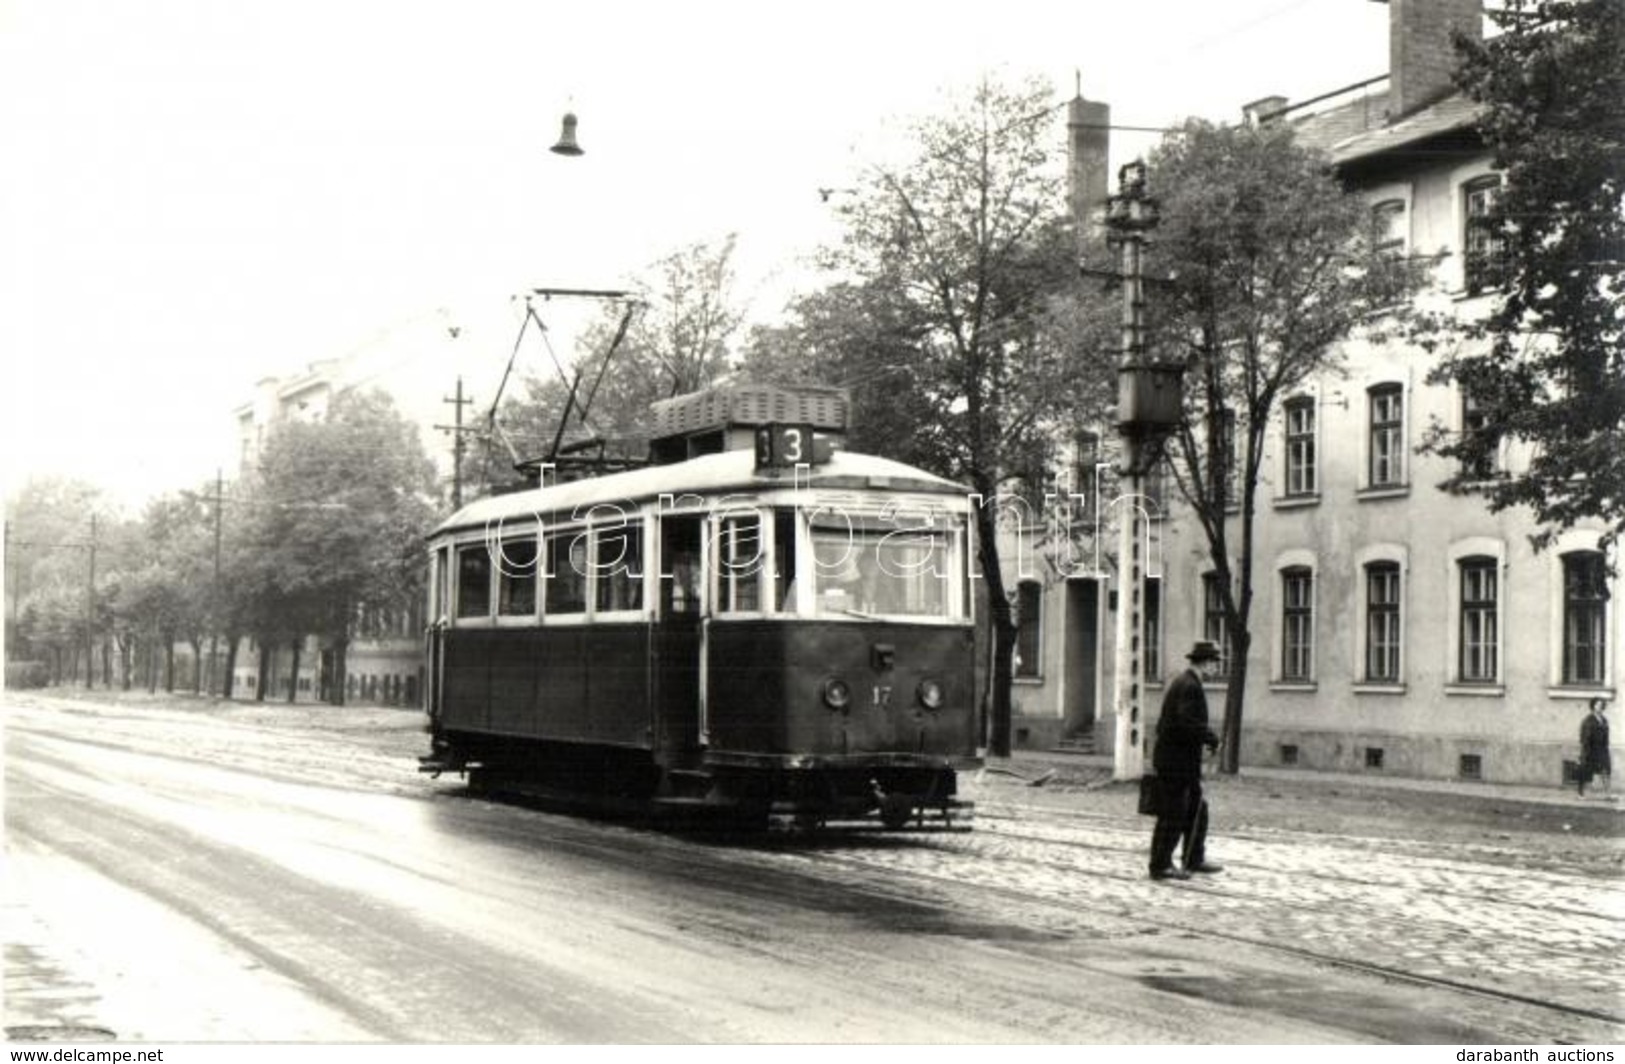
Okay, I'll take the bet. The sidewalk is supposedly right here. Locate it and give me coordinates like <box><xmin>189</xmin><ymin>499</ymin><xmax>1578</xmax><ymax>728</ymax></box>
<box><xmin>991</xmin><ymin>748</ymin><xmax>1623</xmax><ymax>813</ymax></box>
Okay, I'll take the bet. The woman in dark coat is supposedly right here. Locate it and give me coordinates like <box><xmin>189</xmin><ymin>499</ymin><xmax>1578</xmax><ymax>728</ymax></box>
<box><xmin>1578</xmin><ymin>698</ymin><xmax>1610</xmax><ymax>797</ymax></box>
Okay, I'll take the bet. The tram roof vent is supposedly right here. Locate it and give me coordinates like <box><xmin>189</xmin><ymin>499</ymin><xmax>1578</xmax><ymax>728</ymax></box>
<box><xmin>648</xmin><ymin>383</ymin><xmax>849</xmax><ymax>465</ymax></box>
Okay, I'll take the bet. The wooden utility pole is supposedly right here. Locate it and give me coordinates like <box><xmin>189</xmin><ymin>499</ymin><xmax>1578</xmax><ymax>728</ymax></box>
<box><xmin>85</xmin><ymin>513</ymin><xmax>97</xmax><ymax>689</ymax></box>
<box><xmin>438</xmin><ymin>377</ymin><xmax>473</xmax><ymax>510</ymax></box>
<box><xmin>209</xmin><ymin>469</ymin><xmax>223</xmax><ymax>696</ymax></box>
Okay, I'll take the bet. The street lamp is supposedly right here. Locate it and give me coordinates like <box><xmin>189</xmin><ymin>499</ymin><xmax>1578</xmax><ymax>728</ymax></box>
<box><xmin>1105</xmin><ymin>159</ymin><xmax>1184</xmax><ymax>781</ymax></box>
<box><xmin>550</xmin><ymin>111</ymin><xmax>584</xmax><ymax>156</ymax></box>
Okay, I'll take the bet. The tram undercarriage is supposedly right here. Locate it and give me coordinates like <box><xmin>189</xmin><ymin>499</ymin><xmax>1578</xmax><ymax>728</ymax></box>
<box><xmin>420</xmin><ymin>732</ymin><xmax>974</xmax><ymax>832</ymax></box>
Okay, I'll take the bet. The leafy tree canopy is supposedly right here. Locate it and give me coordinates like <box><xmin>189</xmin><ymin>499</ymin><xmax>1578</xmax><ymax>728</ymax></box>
<box><xmin>1424</xmin><ymin>0</ymin><xmax>1625</xmax><ymax>548</ymax></box>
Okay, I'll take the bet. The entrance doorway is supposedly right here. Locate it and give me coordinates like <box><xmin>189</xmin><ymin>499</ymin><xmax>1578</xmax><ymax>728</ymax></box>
<box><xmin>1063</xmin><ymin>578</ymin><xmax>1100</xmax><ymax>741</ymax></box>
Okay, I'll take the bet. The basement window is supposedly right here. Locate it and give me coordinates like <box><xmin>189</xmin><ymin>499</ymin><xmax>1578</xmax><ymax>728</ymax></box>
<box><xmin>1364</xmin><ymin>747</ymin><xmax>1385</xmax><ymax>770</ymax></box>
<box><xmin>1459</xmin><ymin>754</ymin><xmax>1483</xmax><ymax>781</ymax></box>
<box><xmin>1279</xmin><ymin>744</ymin><xmax>1299</xmax><ymax>766</ymax></box>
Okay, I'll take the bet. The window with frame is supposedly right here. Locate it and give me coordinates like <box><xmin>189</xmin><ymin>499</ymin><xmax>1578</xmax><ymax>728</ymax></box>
<box><xmin>719</xmin><ymin>515</ymin><xmax>764</xmax><ymax>612</ymax></box>
<box><xmin>1460</xmin><ymin>389</ymin><xmax>1500</xmax><ymax>480</ymax></box>
<box><xmin>1562</xmin><ymin>551</ymin><xmax>1608</xmax><ymax>685</ymax></box>
<box><xmin>1281</xmin><ymin>567</ymin><xmax>1314</xmax><ymax>681</ymax></box>
<box><xmin>1142</xmin><ymin>454</ymin><xmax>1170</xmax><ymax>517</ymax></box>
<box><xmin>593</xmin><ymin>524</ymin><xmax>644</xmax><ymax>613</ymax></box>
<box><xmin>1202</xmin><ymin>572</ymin><xmax>1231</xmax><ymax>676</ymax></box>
<box><xmin>1144</xmin><ymin>576</ymin><xmax>1163</xmax><ymax>682</ymax></box>
<box><xmin>455</xmin><ymin>544</ymin><xmax>492</xmax><ymax>620</ymax></box>
<box><xmin>1218</xmin><ymin>409</ymin><xmax>1239</xmax><ymax>508</ymax></box>
<box><xmin>774</xmin><ymin>509</ymin><xmax>798</xmax><ymax>611</ymax></box>
<box><xmin>811</xmin><ymin>517</ymin><xmax>957</xmax><ymax>619</ymax></box>
<box><xmin>1284</xmin><ymin>397</ymin><xmax>1316</xmax><ymax>496</ymax></box>
<box><xmin>496</xmin><ymin>538</ymin><xmax>538</xmax><ymax>617</ymax></box>
<box><xmin>1368</xmin><ymin>385</ymin><xmax>1405</xmax><ymax>487</ymax></box>
<box><xmin>544</xmin><ymin>530</ymin><xmax>588</xmax><ymax>615</ymax></box>
<box><xmin>1073</xmin><ymin>430</ymin><xmax>1101</xmax><ymax>522</ymax></box>
<box><xmin>1014</xmin><ymin>581</ymin><xmax>1042</xmax><ymax>678</ymax></box>
<box><xmin>1372</xmin><ymin>198</ymin><xmax>1407</xmax><ymax>256</ymax></box>
<box><xmin>1464</xmin><ymin>175</ymin><xmax>1507</xmax><ymax>294</ymax></box>
<box><xmin>1459</xmin><ymin>556</ymin><xmax>1499</xmax><ymax>682</ymax></box>
<box><xmin>1365</xmin><ymin>562</ymin><xmax>1402</xmax><ymax>682</ymax></box>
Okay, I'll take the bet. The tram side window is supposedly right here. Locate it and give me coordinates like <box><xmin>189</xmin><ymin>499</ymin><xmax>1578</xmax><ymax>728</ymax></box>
<box><xmin>661</xmin><ymin>518</ymin><xmax>703</xmax><ymax>616</ymax></box>
<box><xmin>720</xmin><ymin>515</ymin><xmax>764</xmax><ymax>612</ymax></box>
<box><xmin>456</xmin><ymin>545</ymin><xmax>491</xmax><ymax>619</ymax></box>
<box><xmin>775</xmin><ymin>509</ymin><xmax>798</xmax><ymax>612</ymax></box>
<box><xmin>497</xmin><ymin>538</ymin><xmax>538</xmax><ymax>616</ymax></box>
<box><xmin>594</xmin><ymin>525</ymin><xmax>644</xmax><ymax>613</ymax></box>
<box><xmin>545</xmin><ymin>531</ymin><xmax>588</xmax><ymax>615</ymax></box>
<box><xmin>812</xmin><ymin>523</ymin><xmax>952</xmax><ymax>619</ymax></box>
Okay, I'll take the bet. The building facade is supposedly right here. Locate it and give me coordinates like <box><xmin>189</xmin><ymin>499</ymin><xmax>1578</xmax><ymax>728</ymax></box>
<box><xmin>1007</xmin><ymin>0</ymin><xmax>1619</xmax><ymax>785</ymax></box>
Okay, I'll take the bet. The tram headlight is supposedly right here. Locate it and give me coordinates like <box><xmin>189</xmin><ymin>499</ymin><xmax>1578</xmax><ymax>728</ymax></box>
<box><xmin>917</xmin><ymin>678</ymin><xmax>944</xmax><ymax>710</ymax></box>
<box><xmin>822</xmin><ymin>677</ymin><xmax>852</xmax><ymax>710</ymax></box>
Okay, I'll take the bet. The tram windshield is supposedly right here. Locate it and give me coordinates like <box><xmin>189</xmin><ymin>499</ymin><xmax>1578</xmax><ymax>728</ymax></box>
<box><xmin>810</xmin><ymin>521</ymin><xmax>959</xmax><ymax>620</ymax></box>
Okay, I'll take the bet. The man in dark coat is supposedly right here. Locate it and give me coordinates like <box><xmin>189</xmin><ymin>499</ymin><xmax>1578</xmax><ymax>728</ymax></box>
<box><xmin>1578</xmin><ymin>698</ymin><xmax>1611</xmax><ymax>797</ymax></box>
<box><xmin>1148</xmin><ymin>639</ymin><xmax>1224</xmax><ymax>881</ymax></box>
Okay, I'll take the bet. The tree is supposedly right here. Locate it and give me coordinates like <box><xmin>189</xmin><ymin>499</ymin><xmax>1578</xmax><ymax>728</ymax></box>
<box><xmin>1421</xmin><ymin>0</ymin><xmax>1625</xmax><ymax>549</ymax></box>
<box><xmin>236</xmin><ymin>389</ymin><xmax>439</xmax><ymax>703</ymax></box>
<box><xmin>745</xmin><ymin>76</ymin><xmax>1116</xmax><ymax>757</ymax></box>
<box><xmin>123</xmin><ymin>492</ymin><xmax>216</xmax><ymax>692</ymax></box>
<box><xmin>4</xmin><ymin>478</ymin><xmax>109</xmax><ymax>684</ymax></box>
<box><xmin>1145</xmin><ymin>120</ymin><xmax>1433</xmax><ymax>774</ymax></box>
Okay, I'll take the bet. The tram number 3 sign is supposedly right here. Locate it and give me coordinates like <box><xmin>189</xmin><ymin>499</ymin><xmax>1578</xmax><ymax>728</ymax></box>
<box><xmin>754</xmin><ymin>423</ymin><xmax>815</xmax><ymax>469</ymax></box>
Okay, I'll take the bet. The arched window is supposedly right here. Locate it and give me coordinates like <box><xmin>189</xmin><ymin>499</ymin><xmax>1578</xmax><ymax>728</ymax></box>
<box><xmin>1280</xmin><ymin>566</ymin><xmax>1315</xmax><ymax>682</ymax></box>
<box><xmin>1368</xmin><ymin>384</ymin><xmax>1405</xmax><ymax>488</ymax></box>
<box><xmin>1202</xmin><ymin>572</ymin><xmax>1231</xmax><ymax>677</ymax></box>
<box><xmin>1458</xmin><ymin>555</ymin><xmax>1499</xmax><ymax>682</ymax></box>
<box><xmin>1364</xmin><ymin>561</ymin><xmax>1402</xmax><ymax>682</ymax></box>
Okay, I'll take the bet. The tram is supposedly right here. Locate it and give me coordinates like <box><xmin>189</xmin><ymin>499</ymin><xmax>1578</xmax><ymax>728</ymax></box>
<box><xmin>419</xmin><ymin>385</ymin><xmax>979</xmax><ymax>829</ymax></box>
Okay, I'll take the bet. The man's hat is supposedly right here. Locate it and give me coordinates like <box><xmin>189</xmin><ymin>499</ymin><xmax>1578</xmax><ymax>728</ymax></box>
<box><xmin>1186</xmin><ymin>640</ymin><xmax>1222</xmax><ymax>663</ymax></box>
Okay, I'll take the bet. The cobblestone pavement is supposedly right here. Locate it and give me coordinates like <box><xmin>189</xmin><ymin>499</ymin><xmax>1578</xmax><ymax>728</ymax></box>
<box><xmin>721</xmin><ymin>771</ymin><xmax>1625</xmax><ymax>1030</ymax></box>
<box><xmin>8</xmin><ymin>692</ymin><xmax>1623</xmax><ymax>1040</ymax></box>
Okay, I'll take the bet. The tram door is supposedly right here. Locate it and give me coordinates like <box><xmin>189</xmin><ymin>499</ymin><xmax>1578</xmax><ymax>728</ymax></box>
<box><xmin>425</xmin><ymin>546</ymin><xmax>449</xmax><ymax>722</ymax></box>
<box><xmin>654</xmin><ymin>516</ymin><xmax>705</xmax><ymax>765</ymax></box>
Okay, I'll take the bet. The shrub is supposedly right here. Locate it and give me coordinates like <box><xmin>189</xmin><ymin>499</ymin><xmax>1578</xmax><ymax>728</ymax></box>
<box><xmin>4</xmin><ymin>661</ymin><xmax>50</xmax><ymax>689</ymax></box>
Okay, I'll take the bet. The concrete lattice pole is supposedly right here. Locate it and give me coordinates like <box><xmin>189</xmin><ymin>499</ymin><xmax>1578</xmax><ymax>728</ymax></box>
<box><xmin>1106</xmin><ymin>161</ymin><xmax>1164</xmax><ymax>782</ymax></box>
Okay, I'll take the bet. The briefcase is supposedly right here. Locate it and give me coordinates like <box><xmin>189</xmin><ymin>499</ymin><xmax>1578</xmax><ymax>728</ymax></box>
<box><xmin>1137</xmin><ymin>774</ymin><xmax>1161</xmax><ymax>816</ymax></box>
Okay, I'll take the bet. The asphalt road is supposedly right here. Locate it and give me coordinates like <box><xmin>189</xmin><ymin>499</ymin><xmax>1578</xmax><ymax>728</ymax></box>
<box><xmin>4</xmin><ymin>691</ymin><xmax>1620</xmax><ymax>1044</ymax></box>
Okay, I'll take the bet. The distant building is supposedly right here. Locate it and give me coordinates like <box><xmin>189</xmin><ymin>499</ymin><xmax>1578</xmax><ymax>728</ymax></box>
<box><xmin>1007</xmin><ymin>0</ymin><xmax>1618</xmax><ymax>785</ymax></box>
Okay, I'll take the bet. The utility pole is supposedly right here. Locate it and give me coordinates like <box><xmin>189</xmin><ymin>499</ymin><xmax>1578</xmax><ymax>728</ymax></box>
<box><xmin>85</xmin><ymin>513</ymin><xmax>97</xmax><ymax>690</ymax></box>
<box><xmin>1105</xmin><ymin>160</ymin><xmax>1179</xmax><ymax>782</ymax></box>
<box><xmin>209</xmin><ymin>469</ymin><xmax>223</xmax><ymax>696</ymax></box>
<box><xmin>438</xmin><ymin>377</ymin><xmax>473</xmax><ymax>510</ymax></box>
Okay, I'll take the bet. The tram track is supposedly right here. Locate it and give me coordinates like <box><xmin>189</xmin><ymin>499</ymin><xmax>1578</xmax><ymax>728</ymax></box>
<box><xmin>770</xmin><ymin>811</ymin><xmax>1625</xmax><ymax>1033</ymax></box>
<box><xmin>972</xmin><ymin>807</ymin><xmax>1615</xmax><ymax>924</ymax></box>
<box><xmin>11</xmin><ymin>696</ymin><xmax>1621</xmax><ymax>1037</ymax></box>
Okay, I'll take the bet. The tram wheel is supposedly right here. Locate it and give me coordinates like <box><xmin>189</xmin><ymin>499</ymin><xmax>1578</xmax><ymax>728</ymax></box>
<box><xmin>879</xmin><ymin>793</ymin><xmax>914</xmax><ymax>830</ymax></box>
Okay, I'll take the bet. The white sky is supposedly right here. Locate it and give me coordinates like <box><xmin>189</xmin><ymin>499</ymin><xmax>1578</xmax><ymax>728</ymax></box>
<box><xmin>0</xmin><ymin>0</ymin><xmax>1392</xmax><ymax>510</ymax></box>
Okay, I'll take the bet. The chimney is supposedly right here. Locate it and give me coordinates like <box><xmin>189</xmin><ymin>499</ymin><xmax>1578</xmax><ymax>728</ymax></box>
<box><xmin>1243</xmin><ymin>95</ymin><xmax>1289</xmax><ymax>127</ymax></box>
<box><xmin>1068</xmin><ymin>93</ymin><xmax>1111</xmax><ymax>258</ymax></box>
<box><xmin>1383</xmin><ymin>0</ymin><xmax>1483</xmax><ymax>118</ymax></box>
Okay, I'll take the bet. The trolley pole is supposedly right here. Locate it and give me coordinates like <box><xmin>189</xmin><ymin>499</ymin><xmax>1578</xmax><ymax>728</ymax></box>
<box><xmin>1104</xmin><ymin>160</ymin><xmax>1174</xmax><ymax>782</ymax></box>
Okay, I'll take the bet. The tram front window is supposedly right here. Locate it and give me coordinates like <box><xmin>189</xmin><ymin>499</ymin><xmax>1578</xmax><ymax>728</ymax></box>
<box><xmin>811</xmin><ymin>527</ymin><xmax>953</xmax><ymax>620</ymax></box>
